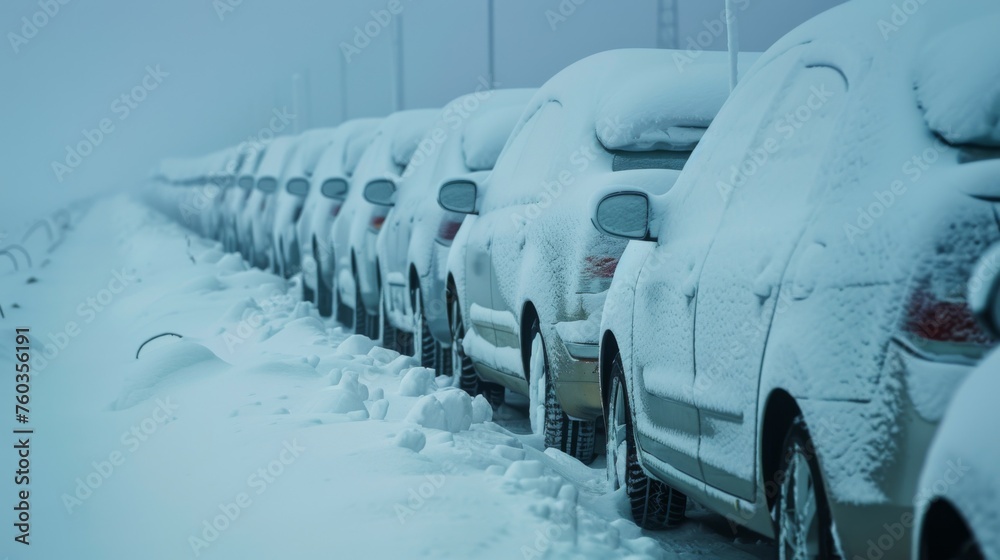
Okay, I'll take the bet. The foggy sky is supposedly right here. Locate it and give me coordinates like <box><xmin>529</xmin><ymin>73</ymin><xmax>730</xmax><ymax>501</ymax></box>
<box><xmin>1</xmin><ymin>0</ymin><xmax>844</xmax><ymax>232</ymax></box>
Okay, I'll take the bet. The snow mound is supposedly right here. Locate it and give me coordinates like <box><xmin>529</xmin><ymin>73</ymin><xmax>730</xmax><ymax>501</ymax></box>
<box><xmin>398</xmin><ymin>367</ymin><xmax>437</xmax><ymax>396</ymax></box>
<box><xmin>394</xmin><ymin>428</ymin><xmax>426</xmax><ymax>452</ymax></box>
<box><xmin>113</xmin><ymin>339</ymin><xmax>224</xmax><ymax>410</ymax></box>
<box><xmin>305</xmin><ymin>373</ymin><xmax>370</xmax><ymax>416</ymax></box>
<box><xmin>471</xmin><ymin>394</ymin><xmax>493</xmax><ymax>424</ymax></box>
<box><xmin>916</xmin><ymin>13</ymin><xmax>1000</xmax><ymax>147</ymax></box>
<box><xmin>337</xmin><ymin>334</ymin><xmax>375</xmax><ymax>355</ymax></box>
<box><xmin>404</xmin><ymin>388</ymin><xmax>475</xmax><ymax>433</ymax></box>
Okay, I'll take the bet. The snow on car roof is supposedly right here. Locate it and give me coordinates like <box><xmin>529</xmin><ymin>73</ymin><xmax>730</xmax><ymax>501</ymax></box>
<box><xmin>916</xmin><ymin>13</ymin><xmax>1000</xmax><ymax>148</ymax></box>
<box><xmin>596</xmin><ymin>52</ymin><xmax>758</xmax><ymax>151</ymax></box>
<box><xmin>283</xmin><ymin>127</ymin><xmax>338</xmax><ymax>178</ymax></box>
<box><xmin>387</xmin><ymin>109</ymin><xmax>439</xmax><ymax>168</ymax></box>
<box><xmin>462</xmin><ymin>99</ymin><xmax>532</xmax><ymax>172</ymax></box>
<box><xmin>310</xmin><ymin>119</ymin><xmax>381</xmax><ymax>183</ymax></box>
<box><xmin>255</xmin><ymin>135</ymin><xmax>299</xmax><ymax>179</ymax></box>
<box><xmin>502</xmin><ymin>48</ymin><xmax>758</xmax><ymax>158</ymax></box>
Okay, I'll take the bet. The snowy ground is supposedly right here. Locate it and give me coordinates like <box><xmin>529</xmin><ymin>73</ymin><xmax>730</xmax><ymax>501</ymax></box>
<box><xmin>1</xmin><ymin>195</ymin><xmax>775</xmax><ymax>559</ymax></box>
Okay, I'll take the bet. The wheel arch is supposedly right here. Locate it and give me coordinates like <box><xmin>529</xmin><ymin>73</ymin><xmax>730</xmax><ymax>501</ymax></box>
<box><xmin>599</xmin><ymin>330</ymin><xmax>620</xmax><ymax>410</ymax></box>
<box><xmin>920</xmin><ymin>498</ymin><xmax>979</xmax><ymax>560</ymax></box>
<box><xmin>760</xmin><ymin>389</ymin><xmax>803</xmax><ymax>513</ymax></box>
<box><xmin>519</xmin><ymin>301</ymin><xmax>539</xmax><ymax>383</ymax></box>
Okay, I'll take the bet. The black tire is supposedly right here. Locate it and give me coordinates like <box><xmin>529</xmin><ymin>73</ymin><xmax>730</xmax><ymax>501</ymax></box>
<box><xmin>302</xmin><ymin>258</ymin><xmax>316</xmax><ymax>303</ymax></box>
<box><xmin>413</xmin><ymin>287</ymin><xmax>436</xmax><ymax>370</ymax></box>
<box><xmin>529</xmin><ymin>320</ymin><xmax>596</xmax><ymax>464</ymax></box>
<box><xmin>316</xmin><ymin>256</ymin><xmax>333</xmax><ymax>317</ymax></box>
<box><xmin>607</xmin><ymin>353</ymin><xmax>687</xmax><ymax>529</ymax></box>
<box><xmin>380</xmin><ymin>289</ymin><xmax>399</xmax><ymax>351</ymax></box>
<box><xmin>451</xmin><ymin>296</ymin><xmax>504</xmax><ymax>406</ymax></box>
<box><xmin>353</xmin><ymin>275</ymin><xmax>368</xmax><ymax>337</ymax></box>
<box><xmin>335</xmin><ymin>289</ymin><xmax>353</xmax><ymax>328</ymax></box>
<box><xmin>776</xmin><ymin>417</ymin><xmax>838</xmax><ymax>560</ymax></box>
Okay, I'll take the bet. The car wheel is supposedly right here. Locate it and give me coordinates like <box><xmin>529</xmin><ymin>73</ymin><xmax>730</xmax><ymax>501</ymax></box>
<box><xmin>529</xmin><ymin>320</ymin><xmax>596</xmax><ymax>464</ymax></box>
<box><xmin>776</xmin><ymin>416</ymin><xmax>837</xmax><ymax>560</ymax></box>
<box><xmin>451</xmin><ymin>297</ymin><xmax>504</xmax><ymax>405</ymax></box>
<box><xmin>302</xmin><ymin>255</ymin><xmax>316</xmax><ymax>303</ymax></box>
<box><xmin>353</xmin><ymin>274</ymin><xmax>368</xmax><ymax>337</ymax></box>
<box><xmin>413</xmin><ymin>286</ymin><xmax>436</xmax><ymax>370</ymax></box>
<box><xmin>316</xmin><ymin>257</ymin><xmax>332</xmax><ymax>317</ymax></box>
<box><xmin>607</xmin><ymin>352</ymin><xmax>687</xmax><ymax>528</ymax></box>
<box><xmin>380</xmin><ymin>288</ymin><xmax>399</xmax><ymax>351</ymax></box>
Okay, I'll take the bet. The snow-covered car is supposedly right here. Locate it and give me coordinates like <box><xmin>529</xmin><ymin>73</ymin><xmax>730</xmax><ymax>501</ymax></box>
<box><xmin>296</xmin><ymin>118</ymin><xmax>380</xmax><ymax>316</ymax></box>
<box><xmin>240</xmin><ymin>135</ymin><xmax>298</xmax><ymax>269</ymax></box>
<box><xmin>441</xmin><ymin>49</ymin><xmax>741</xmax><ymax>463</ymax></box>
<box><xmin>914</xmin><ymin>251</ymin><xmax>1000</xmax><ymax>557</ymax></box>
<box><xmin>596</xmin><ymin>1</ymin><xmax>1000</xmax><ymax>557</ymax></box>
<box><xmin>330</xmin><ymin>109</ymin><xmax>437</xmax><ymax>337</ymax></box>
<box><xmin>224</xmin><ymin>140</ymin><xmax>269</xmax><ymax>254</ymax></box>
<box><xmin>370</xmin><ymin>89</ymin><xmax>534</xmax><ymax>369</ymax></box>
<box><xmin>198</xmin><ymin>146</ymin><xmax>244</xmax><ymax>241</ymax></box>
<box><xmin>269</xmin><ymin>128</ymin><xmax>338</xmax><ymax>278</ymax></box>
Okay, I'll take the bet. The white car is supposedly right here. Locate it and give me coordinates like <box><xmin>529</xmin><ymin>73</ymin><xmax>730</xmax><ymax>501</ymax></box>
<box><xmin>269</xmin><ymin>128</ymin><xmax>338</xmax><ymax>278</ymax></box>
<box><xmin>225</xmin><ymin>140</ymin><xmax>269</xmax><ymax>255</ymax></box>
<box><xmin>596</xmin><ymin>1</ymin><xmax>1000</xmax><ymax>557</ymax></box>
<box><xmin>442</xmin><ymin>49</ymin><xmax>741</xmax><ymax>462</ymax></box>
<box><xmin>370</xmin><ymin>89</ymin><xmax>534</xmax><ymax>369</ymax></box>
<box><xmin>914</xmin><ymin>243</ymin><xmax>1000</xmax><ymax>560</ymax></box>
<box><xmin>296</xmin><ymin>118</ymin><xmax>380</xmax><ymax>316</ymax></box>
<box><xmin>330</xmin><ymin>109</ymin><xmax>437</xmax><ymax>338</ymax></box>
<box><xmin>240</xmin><ymin>135</ymin><xmax>298</xmax><ymax>270</ymax></box>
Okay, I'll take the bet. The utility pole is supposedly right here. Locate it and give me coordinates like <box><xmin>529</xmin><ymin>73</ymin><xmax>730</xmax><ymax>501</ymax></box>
<box><xmin>390</xmin><ymin>13</ymin><xmax>405</xmax><ymax>111</ymax></box>
<box><xmin>657</xmin><ymin>0</ymin><xmax>678</xmax><ymax>49</ymax></box>
<box><xmin>487</xmin><ymin>0</ymin><xmax>496</xmax><ymax>87</ymax></box>
<box><xmin>725</xmin><ymin>0</ymin><xmax>740</xmax><ymax>91</ymax></box>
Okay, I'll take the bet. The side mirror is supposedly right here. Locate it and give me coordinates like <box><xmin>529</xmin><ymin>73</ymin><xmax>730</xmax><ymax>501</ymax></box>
<box><xmin>364</xmin><ymin>179</ymin><xmax>396</xmax><ymax>207</ymax></box>
<box><xmin>320</xmin><ymin>178</ymin><xmax>348</xmax><ymax>199</ymax></box>
<box><xmin>969</xmin><ymin>242</ymin><xmax>1000</xmax><ymax>338</ymax></box>
<box><xmin>592</xmin><ymin>191</ymin><xmax>653</xmax><ymax>240</ymax></box>
<box><xmin>238</xmin><ymin>176</ymin><xmax>254</xmax><ymax>189</ymax></box>
<box><xmin>286</xmin><ymin>178</ymin><xmax>310</xmax><ymax>196</ymax></box>
<box><xmin>438</xmin><ymin>179</ymin><xmax>478</xmax><ymax>215</ymax></box>
<box><xmin>257</xmin><ymin>177</ymin><xmax>278</xmax><ymax>193</ymax></box>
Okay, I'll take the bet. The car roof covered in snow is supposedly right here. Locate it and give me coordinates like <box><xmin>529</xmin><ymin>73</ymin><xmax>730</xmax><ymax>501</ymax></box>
<box><xmin>387</xmin><ymin>109</ymin><xmax>439</xmax><ymax>168</ymax></box>
<box><xmin>255</xmin><ymin>135</ymin><xmax>299</xmax><ymax>180</ymax></box>
<box><xmin>499</xmin><ymin>48</ymin><xmax>758</xmax><ymax>158</ymax></box>
<box><xmin>310</xmin><ymin>119</ymin><xmax>381</xmax><ymax>184</ymax></box>
<box><xmin>462</xmin><ymin>92</ymin><xmax>535</xmax><ymax>171</ymax></box>
<box><xmin>916</xmin><ymin>12</ymin><xmax>1000</xmax><ymax>148</ymax></box>
<box><xmin>283</xmin><ymin>128</ymin><xmax>339</xmax><ymax>179</ymax></box>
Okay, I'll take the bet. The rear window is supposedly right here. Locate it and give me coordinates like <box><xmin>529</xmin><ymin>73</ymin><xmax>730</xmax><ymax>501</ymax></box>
<box><xmin>611</xmin><ymin>150</ymin><xmax>692</xmax><ymax>172</ymax></box>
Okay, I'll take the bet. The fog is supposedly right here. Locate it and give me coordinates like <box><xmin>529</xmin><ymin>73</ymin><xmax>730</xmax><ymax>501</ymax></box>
<box><xmin>1</xmin><ymin>0</ymin><xmax>843</xmax><ymax>232</ymax></box>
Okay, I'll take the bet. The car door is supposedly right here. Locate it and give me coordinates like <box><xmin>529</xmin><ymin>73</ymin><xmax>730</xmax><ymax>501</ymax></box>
<box><xmin>693</xmin><ymin>54</ymin><xmax>849</xmax><ymax>500</ymax></box>
<box><xmin>462</xmin><ymin>102</ymin><xmax>553</xmax><ymax>362</ymax></box>
<box><xmin>631</xmin><ymin>51</ymin><xmax>805</xmax><ymax>484</ymax></box>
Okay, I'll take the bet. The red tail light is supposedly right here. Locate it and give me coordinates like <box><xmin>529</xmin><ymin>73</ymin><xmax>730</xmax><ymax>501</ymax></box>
<box><xmin>579</xmin><ymin>255</ymin><xmax>619</xmax><ymax>293</ymax></box>
<box><xmin>900</xmin><ymin>277</ymin><xmax>995</xmax><ymax>361</ymax></box>
<box><xmin>436</xmin><ymin>219</ymin><xmax>463</xmax><ymax>243</ymax></box>
<box><xmin>369</xmin><ymin>215</ymin><xmax>385</xmax><ymax>231</ymax></box>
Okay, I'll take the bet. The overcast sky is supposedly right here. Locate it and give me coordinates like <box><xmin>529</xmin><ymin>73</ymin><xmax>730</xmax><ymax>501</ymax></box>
<box><xmin>0</xmin><ymin>0</ymin><xmax>844</xmax><ymax>231</ymax></box>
